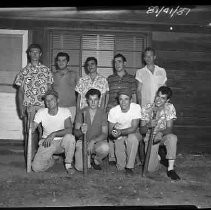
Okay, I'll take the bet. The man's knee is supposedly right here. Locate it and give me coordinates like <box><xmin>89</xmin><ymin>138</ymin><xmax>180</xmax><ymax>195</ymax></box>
<box><xmin>165</xmin><ymin>134</ymin><xmax>177</xmax><ymax>144</ymax></box>
<box><xmin>63</xmin><ymin>134</ymin><xmax>76</xmax><ymax>144</ymax></box>
<box><xmin>127</xmin><ymin>133</ymin><xmax>140</xmax><ymax>145</ymax></box>
<box><xmin>95</xmin><ymin>141</ymin><xmax>109</xmax><ymax>156</ymax></box>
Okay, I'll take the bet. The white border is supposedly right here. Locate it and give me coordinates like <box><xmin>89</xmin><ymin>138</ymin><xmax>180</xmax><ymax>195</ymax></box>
<box><xmin>0</xmin><ymin>29</ymin><xmax>28</xmax><ymax>67</ymax></box>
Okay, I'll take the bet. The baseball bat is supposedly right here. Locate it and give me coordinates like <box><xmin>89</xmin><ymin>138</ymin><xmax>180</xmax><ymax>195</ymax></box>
<box><xmin>82</xmin><ymin>111</ymin><xmax>88</xmax><ymax>175</ymax></box>
<box><xmin>142</xmin><ymin>109</ymin><xmax>157</xmax><ymax>177</ymax></box>
<box><xmin>26</xmin><ymin>114</ymin><xmax>32</xmax><ymax>173</ymax></box>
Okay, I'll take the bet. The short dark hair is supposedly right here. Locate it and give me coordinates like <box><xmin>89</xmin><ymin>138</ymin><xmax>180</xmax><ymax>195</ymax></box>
<box><xmin>42</xmin><ymin>89</ymin><xmax>59</xmax><ymax>100</ymax></box>
<box><xmin>85</xmin><ymin>88</ymin><xmax>101</xmax><ymax>100</ymax></box>
<box><xmin>144</xmin><ymin>47</ymin><xmax>156</xmax><ymax>56</ymax></box>
<box><xmin>157</xmin><ymin>86</ymin><xmax>173</xmax><ymax>100</ymax></box>
<box><xmin>114</xmin><ymin>53</ymin><xmax>127</xmax><ymax>62</ymax></box>
<box><xmin>55</xmin><ymin>52</ymin><xmax>70</xmax><ymax>62</ymax></box>
<box><xmin>85</xmin><ymin>57</ymin><xmax>98</xmax><ymax>66</ymax></box>
<box><xmin>26</xmin><ymin>44</ymin><xmax>42</xmax><ymax>55</ymax></box>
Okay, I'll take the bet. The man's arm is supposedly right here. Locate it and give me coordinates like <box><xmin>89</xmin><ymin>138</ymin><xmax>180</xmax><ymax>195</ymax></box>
<box><xmin>17</xmin><ymin>87</ymin><xmax>25</xmax><ymax>118</ymax></box>
<box><xmin>159</xmin><ymin>119</ymin><xmax>173</xmax><ymax>136</ymax></box>
<box><xmin>137</xmin><ymin>81</ymin><xmax>143</xmax><ymax>106</ymax></box>
<box><xmin>74</xmin><ymin>121</ymin><xmax>84</xmax><ymax>139</ymax></box>
<box><xmin>119</xmin><ymin>119</ymin><xmax>139</xmax><ymax>136</ymax></box>
<box><xmin>100</xmin><ymin>93</ymin><xmax>106</xmax><ymax>109</ymax></box>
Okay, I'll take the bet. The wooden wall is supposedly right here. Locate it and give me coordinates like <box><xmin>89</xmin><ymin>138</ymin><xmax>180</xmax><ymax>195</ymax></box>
<box><xmin>152</xmin><ymin>32</ymin><xmax>211</xmax><ymax>153</ymax></box>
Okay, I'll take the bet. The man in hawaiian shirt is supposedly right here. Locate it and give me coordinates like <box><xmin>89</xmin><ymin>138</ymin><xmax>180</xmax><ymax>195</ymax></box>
<box><xmin>140</xmin><ymin>86</ymin><xmax>180</xmax><ymax>181</ymax></box>
<box><xmin>14</xmin><ymin>43</ymin><xmax>54</xmax><ymax>161</ymax></box>
<box><xmin>75</xmin><ymin>57</ymin><xmax>109</xmax><ymax>111</ymax></box>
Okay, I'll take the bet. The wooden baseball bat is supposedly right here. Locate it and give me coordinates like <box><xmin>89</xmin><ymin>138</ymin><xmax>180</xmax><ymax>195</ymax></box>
<box><xmin>82</xmin><ymin>111</ymin><xmax>88</xmax><ymax>175</ymax></box>
<box><xmin>142</xmin><ymin>109</ymin><xmax>157</xmax><ymax>177</ymax></box>
<box><xmin>26</xmin><ymin>114</ymin><xmax>32</xmax><ymax>173</ymax></box>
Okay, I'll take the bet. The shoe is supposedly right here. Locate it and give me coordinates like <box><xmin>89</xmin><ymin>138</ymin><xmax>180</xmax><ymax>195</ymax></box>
<box><xmin>125</xmin><ymin>167</ymin><xmax>134</xmax><ymax>175</ymax></box>
<box><xmin>65</xmin><ymin>163</ymin><xmax>75</xmax><ymax>175</ymax></box>
<box><xmin>109</xmin><ymin>161</ymin><xmax>116</xmax><ymax>166</ymax></box>
<box><xmin>91</xmin><ymin>158</ymin><xmax>102</xmax><ymax>170</ymax></box>
<box><xmin>167</xmin><ymin>170</ymin><xmax>180</xmax><ymax>181</ymax></box>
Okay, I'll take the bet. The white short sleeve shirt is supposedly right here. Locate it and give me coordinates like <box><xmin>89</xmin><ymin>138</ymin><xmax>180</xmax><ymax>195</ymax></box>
<box><xmin>135</xmin><ymin>65</ymin><xmax>167</xmax><ymax>106</ymax></box>
<box><xmin>108</xmin><ymin>103</ymin><xmax>142</xmax><ymax>129</ymax></box>
<box><xmin>34</xmin><ymin>107</ymin><xmax>72</xmax><ymax>140</ymax></box>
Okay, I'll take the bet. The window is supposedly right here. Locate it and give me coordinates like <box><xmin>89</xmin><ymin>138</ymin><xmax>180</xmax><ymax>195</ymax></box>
<box><xmin>50</xmin><ymin>30</ymin><xmax>147</xmax><ymax>77</ymax></box>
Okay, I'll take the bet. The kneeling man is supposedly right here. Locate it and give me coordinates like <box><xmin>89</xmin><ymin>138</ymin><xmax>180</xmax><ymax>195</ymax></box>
<box><xmin>74</xmin><ymin>88</ymin><xmax>109</xmax><ymax>171</ymax></box>
<box><xmin>140</xmin><ymin>86</ymin><xmax>180</xmax><ymax>181</ymax></box>
<box><xmin>32</xmin><ymin>89</ymin><xmax>76</xmax><ymax>174</ymax></box>
<box><xmin>108</xmin><ymin>89</ymin><xmax>142</xmax><ymax>175</ymax></box>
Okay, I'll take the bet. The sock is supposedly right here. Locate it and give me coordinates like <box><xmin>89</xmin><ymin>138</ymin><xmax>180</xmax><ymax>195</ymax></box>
<box><xmin>65</xmin><ymin>163</ymin><xmax>72</xmax><ymax>169</ymax></box>
<box><xmin>168</xmin><ymin>159</ymin><xmax>175</xmax><ymax>171</ymax></box>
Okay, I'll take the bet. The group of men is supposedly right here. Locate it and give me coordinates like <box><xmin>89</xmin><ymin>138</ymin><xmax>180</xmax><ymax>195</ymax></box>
<box><xmin>14</xmin><ymin>43</ymin><xmax>180</xmax><ymax>181</ymax></box>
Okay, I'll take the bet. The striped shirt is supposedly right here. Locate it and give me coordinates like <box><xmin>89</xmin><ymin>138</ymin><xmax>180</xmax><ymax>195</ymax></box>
<box><xmin>107</xmin><ymin>71</ymin><xmax>137</xmax><ymax>110</ymax></box>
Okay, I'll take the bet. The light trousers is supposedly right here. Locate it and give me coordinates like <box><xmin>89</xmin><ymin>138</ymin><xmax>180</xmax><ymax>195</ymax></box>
<box><xmin>32</xmin><ymin>134</ymin><xmax>76</xmax><ymax>172</ymax></box>
<box><xmin>144</xmin><ymin>133</ymin><xmax>178</xmax><ymax>172</ymax></box>
<box><xmin>74</xmin><ymin>140</ymin><xmax>109</xmax><ymax>171</ymax></box>
<box><xmin>114</xmin><ymin>133</ymin><xmax>141</xmax><ymax>170</ymax></box>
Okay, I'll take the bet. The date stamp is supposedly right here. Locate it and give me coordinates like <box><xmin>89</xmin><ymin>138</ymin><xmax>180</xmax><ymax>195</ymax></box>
<box><xmin>146</xmin><ymin>6</ymin><xmax>191</xmax><ymax>18</ymax></box>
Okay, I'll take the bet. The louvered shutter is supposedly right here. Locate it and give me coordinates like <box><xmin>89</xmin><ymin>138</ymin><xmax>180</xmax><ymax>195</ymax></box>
<box><xmin>50</xmin><ymin>32</ymin><xmax>81</xmax><ymax>73</ymax></box>
<box><xmin>81</xmin><ymin>34</ymin><xmax>114</xmax><ymax>77</ymax></box>
<box><xmin>115</xmin><ymin>35</ymin><xmax>145</xmax><ymax>75</ymax></box>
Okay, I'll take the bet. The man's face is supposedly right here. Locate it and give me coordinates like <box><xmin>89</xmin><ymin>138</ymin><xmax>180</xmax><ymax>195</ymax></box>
<box><xmin>154</xmin><ymin>91</ymin><xmax>168</xmax><ymax>107</ymax></box>
<box><xmin>29</xmin><ymin>48</ymin><xmax>42</xmax><ymax>61</ymax></box>
<box><xmin>87</xmin><ymin>60</ymin><xmax>97</xmax><ymax>74</ymax></box>
<box><xmin>119</xmin><ymin>94</ymin><xmax>131</xmax><ymax>112</ymax></box>
<box><xmin>57</xmin><ymin>56</ymin><xmax>68</xmax><ymax>70</ymax></box>
<box><xmin>45</xmin><ymin>95</ymin><xmax>58</xmax><ymax>110</ymax></box>
<box><xmin>114</xmin><ymin>57</ymin><xmax>126</xmax><ymax>72</ymax></box>
<box><xmin>87</xmin><ymin>94</ymin><xmax>100</xmax><ymax>110</ymax></box>
<box><xmin>144</xmin><ymin>50</ymin><xmax>156</xmax><ymax>65</ymax></box>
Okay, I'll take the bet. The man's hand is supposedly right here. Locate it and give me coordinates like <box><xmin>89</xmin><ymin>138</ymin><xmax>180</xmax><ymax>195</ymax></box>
<box><xmin>87</xmin><ymin>140</ymin><xmax>95</xmax><ymax>155</ymax></box>
<box><xmin>19</xmin><ymin>106</ymin><xmax>26</xmax><ymax>119</ymax></box>
<box><xmin>153</xmin><ymin>132</ymin><xmax>163</xmax><ymax>144</ymax></box>
<box><xmin>81</xmin><ymin>123</ymin><xmax>88</xmax><ymax>134</ymax></box>
<box><xmin>111</xmin><ymin>128</ymin><xmax>121</xmax><ymax>139</ymax></box>
<box><xmin>42</xmin><ymin>133</ymin><xmax>55</xmax><ymax>148</ymax></box>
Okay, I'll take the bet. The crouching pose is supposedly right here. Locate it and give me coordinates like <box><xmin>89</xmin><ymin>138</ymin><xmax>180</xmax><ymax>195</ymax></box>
<box><xmin>31</xmin><ymin>89</ymin><xmax>76</xmax><ymax>174</ymax></box>
<box><xmin>140</xmin><ymin>86</ymin><xmax>180</xmax><ymax>181</ymax></box>
<box><xmin>74</xmin><ymin>89</ymin><xmax>109</xmax><ymax>171</ymax></box>
<box><xmin>108</xmin><ymin>89</ymin><xmax>142</xmax><ymax>175</ymax></box>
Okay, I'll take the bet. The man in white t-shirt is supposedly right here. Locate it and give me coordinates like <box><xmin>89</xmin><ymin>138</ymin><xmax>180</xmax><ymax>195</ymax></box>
<box><xmin>136</xmin><ymin>47</ymin><xmax>167</xmax><ymax>106</ymax></box>
<box><xmin>108</xmin><ymin>89</ymin><xmax>142</xmax><ymax>175</ymax></box>
<box><xmin>31</xmin><ymin>89</ymin><xmax>76</xmax><ymax>174</ymax></box>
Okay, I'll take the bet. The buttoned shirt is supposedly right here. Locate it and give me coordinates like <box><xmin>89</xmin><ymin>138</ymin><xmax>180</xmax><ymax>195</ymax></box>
<box><xmin>141</xmin><ymin>102</ymin><xmax>177</xmax><ymax>136</ymax></box>
<box><xmin>75</xmin><ymin>73</ymin><xmax>109</xmax><ymax>109</ymax></box>
<box><xmin>14</xmin><ymin>63</ymin><xmax>53</xmax><ymax>107</ymax></box>
<box><xmin>135</xmin><ymin>65</ymin><xmax>167</xmax><ymax>106</ymax></box>
<box><xmin>107</xmin><ymin>71</ymin><xmax>137</xmax><ymax>110</ymax></box>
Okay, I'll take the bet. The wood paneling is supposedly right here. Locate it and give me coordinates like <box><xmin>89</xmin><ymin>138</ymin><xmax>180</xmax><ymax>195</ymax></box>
<box><xmin>152</xmin><ymin>31</ymin><xmax>211</xmax><ymax>134</ymax></box>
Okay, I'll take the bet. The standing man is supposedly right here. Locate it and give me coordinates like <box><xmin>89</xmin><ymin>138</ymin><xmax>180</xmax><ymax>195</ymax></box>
<box><xmin>108</xmin><ymin>89</ymin><xmax>142</xmax><ymax>175</ymax></box>
<box><xmin>32</xmin><ymin>89</ymin><xmax>76</xmax><ymax>174</ymax></box>
<box><xmin>140</xmin><ymin>86</ymin><xmax>180</xmax><ymax>181</ymax></box>
<box><xmin>106</xmin><ymin>53</ymin><xmax>137</xmax><ymax>166</ymax></box>
<box><xmin>136</xmin><ymin>47</ymin><xmax>167</xmax><ymax>106</ymax></box>
<box><xmin>75</xmin><ymin>57</ymin><xmax>109</xmax><ymax>111</ymax></box>
<box><xmin>74</xmin><ymin>89</ymin><xmax>109</xmax><ymax>171</ymax></box>
<box><xmin>53</xmin><ymin>52</ymin><xmax>79</xmax><ymax>123</ymax></box>
<box><xmin>14</xmin><ymin>43</ymin><xmax>54</xmax><ymax>161</ymax></box>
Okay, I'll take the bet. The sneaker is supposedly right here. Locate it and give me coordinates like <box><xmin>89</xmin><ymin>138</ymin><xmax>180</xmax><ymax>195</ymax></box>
<box><xmin>109</xmin><ymin>161</ymin><xmax>116</xmax><ymax>166</ymax></box>
<box><xmin>65</xmin><ymin>163</ymin><xmax>75</xmax><ymax>175</ymax></box>
<box><xmin>167</xmin><ymin>170</ymin><xmax>180</xmax><ymax>181</ymax></box>
<box><xmin>91</xmin><ymin>158</ymin><xmax>102</xmax><ymax>170</ymax></box>
<box><xmin>125</xmin><ymin>167</ymin><xmax>134</xmax><ymax>175</ymax></box>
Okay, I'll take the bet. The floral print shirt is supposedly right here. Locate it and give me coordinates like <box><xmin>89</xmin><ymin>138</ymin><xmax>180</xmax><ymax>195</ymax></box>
<box><xmin>14</xmin><ymin>63</ymin><xmax>53</xmax><ymax>106</ymax></box>
<box><xmin>75</xmin><ymin>74</ymin><xmax>109</xmax><ymax>109</ymax></box>
<box><xmin>141</xmin><ymin>102</ymin><xmax>177</xmax><ymax>136</ymax></box>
